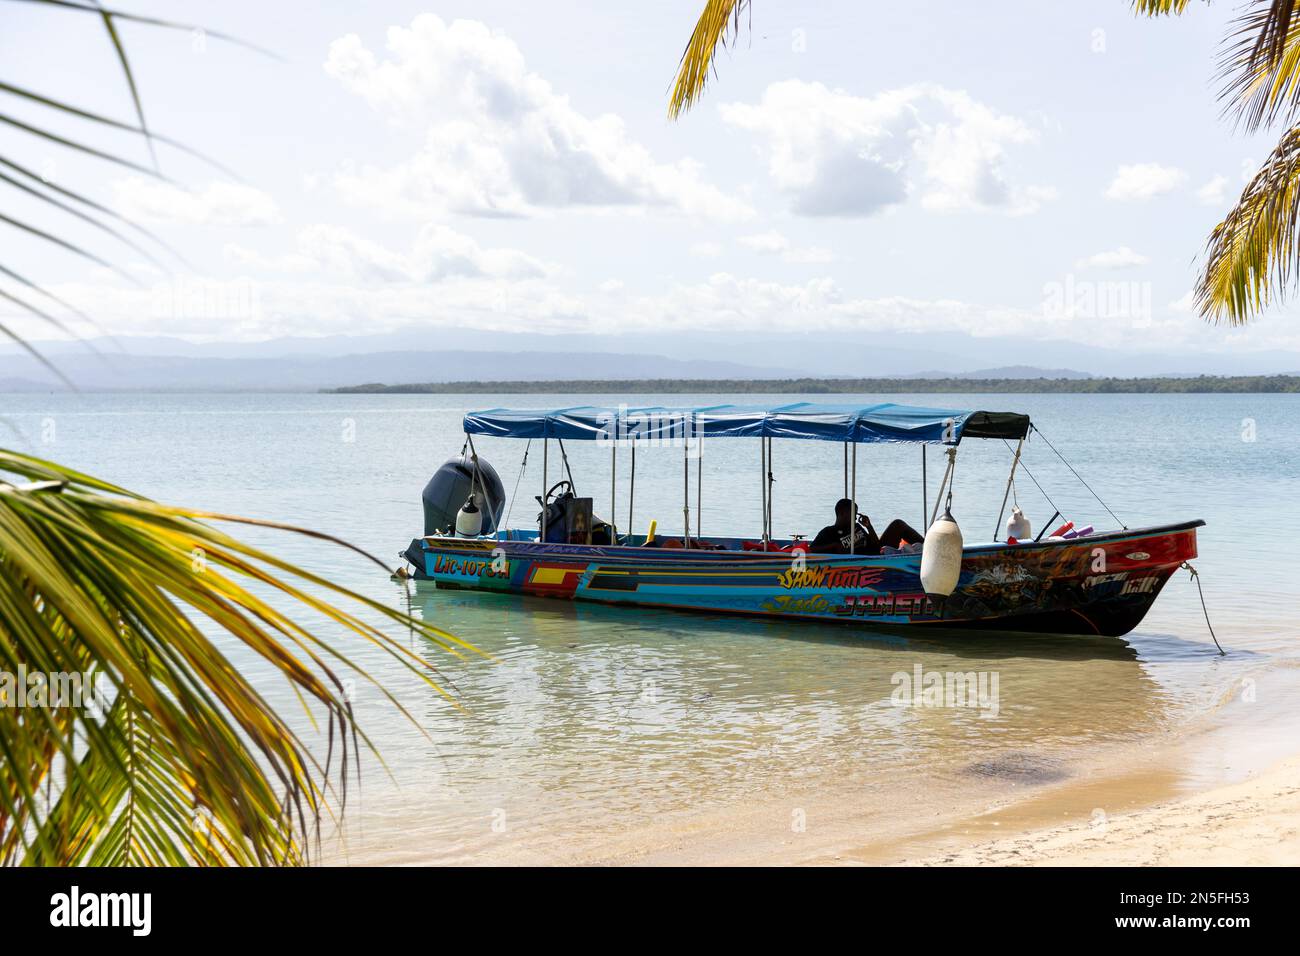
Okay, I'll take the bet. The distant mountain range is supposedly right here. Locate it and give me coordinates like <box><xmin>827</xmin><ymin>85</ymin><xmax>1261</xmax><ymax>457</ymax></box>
<box><xmin>904</xmin><ymin>366</ymin><xmax>1094</xmax><ymax>380</ymax></box>
<box><xmin>0</xmin><ymin>348</ymin><xmax>803</xmax><ymax>392</ymax></box>
<box><xmin>1</xmin><ymin>327</ymin><xmax>1296</xmax><ymax>391</ymax></box>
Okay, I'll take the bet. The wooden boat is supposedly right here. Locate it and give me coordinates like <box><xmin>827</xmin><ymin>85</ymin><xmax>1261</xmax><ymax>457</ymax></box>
<box><xmin>402</xmin><ymin>403</ymin><xmax>1202</xmax><ymax>637</ymax></box>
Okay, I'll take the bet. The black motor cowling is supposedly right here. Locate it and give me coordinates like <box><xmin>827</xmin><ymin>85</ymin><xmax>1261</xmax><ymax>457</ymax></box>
<box><xmin>421</xmin><ymin>455</ymin><xmax>505</xmax><ymax>536</ymax></box>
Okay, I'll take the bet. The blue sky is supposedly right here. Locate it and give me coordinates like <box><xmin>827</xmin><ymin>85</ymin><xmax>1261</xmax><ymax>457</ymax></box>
<box><xmin>3</xmin><ymin>0</ymin><xmax>1298</xmax><ymax>368</ymax></box>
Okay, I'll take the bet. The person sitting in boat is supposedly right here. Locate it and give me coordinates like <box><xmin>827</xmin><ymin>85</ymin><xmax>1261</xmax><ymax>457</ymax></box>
<box><xmin>809</xmin><ymin>498</ymin><xmax>922</xmax><ymax>555</ymax></box>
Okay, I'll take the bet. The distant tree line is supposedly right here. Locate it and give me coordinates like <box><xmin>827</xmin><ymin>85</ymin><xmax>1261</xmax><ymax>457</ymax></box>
<box><xmin>328</xmin><ymin>375</ymin><xmax>1300</xmax><ymax>395</ymax></box>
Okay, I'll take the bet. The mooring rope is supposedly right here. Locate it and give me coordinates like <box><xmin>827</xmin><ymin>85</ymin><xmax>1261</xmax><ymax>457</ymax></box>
<box><xmin>1031</xmin><ymin>424</ymin><xmax>1126</xmax><ymax>529</ymax></box>
<box><xmin>503</xmin><ymin>438</ymin><xmax>532</xmax><ymax>532</ymax></box>
<box><xmin>1003</xmin><ymin>439</ymin><xmax>1064</xmax><ymax>520</ymax></box>
<box><xmin>1182</xmin><ymin>561</ymin><xmax>1225</xmax><ymax>655</ymax></box>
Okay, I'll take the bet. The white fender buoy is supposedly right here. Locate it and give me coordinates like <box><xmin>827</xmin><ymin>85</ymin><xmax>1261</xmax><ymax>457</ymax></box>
<box><xmin>1006</xmin><ymin>505</ymin><xmax>1031</xmax><ymax>542</ymax></box>
<box><xmin>921</xmin><ymin>506</ymin><xmax>964</xmax><ymax>598</ymax></box>
<box><xmin>455</xmin><ymin>495</ymin><xmax>483</xmax><ymax>537</ymax></box>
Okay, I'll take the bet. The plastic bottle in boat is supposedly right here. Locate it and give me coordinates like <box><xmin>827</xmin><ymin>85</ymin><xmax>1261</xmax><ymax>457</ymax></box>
<box><xmin>1005</xmin><ymin>505</ymin><xmax>1030</xmax><ymax>542</ymax></box>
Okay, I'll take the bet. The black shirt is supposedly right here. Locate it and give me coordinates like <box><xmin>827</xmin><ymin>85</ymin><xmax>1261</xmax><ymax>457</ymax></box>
<box><xmin>809</xmin><ymin>521</ymin><xmax>880</xmax><ymax>555</ymax></box>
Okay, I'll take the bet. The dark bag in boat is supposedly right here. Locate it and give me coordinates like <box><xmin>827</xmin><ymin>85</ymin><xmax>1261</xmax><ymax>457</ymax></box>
<box><xmin>538</xmin><ymin>494</ymin><xmax>612</xmax><ymax>544</ymax></box>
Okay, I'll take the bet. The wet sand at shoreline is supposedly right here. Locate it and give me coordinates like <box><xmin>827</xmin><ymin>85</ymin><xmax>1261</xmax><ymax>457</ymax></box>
<box><xmin>328</xmin><ymin>688</ymin><xmax>1300</xmax><ymax>866</ymax></box>
<box><xmin>905</xmin><ymin>755</ymin><xmax>1300</xmax><ymax>867</ymax></box>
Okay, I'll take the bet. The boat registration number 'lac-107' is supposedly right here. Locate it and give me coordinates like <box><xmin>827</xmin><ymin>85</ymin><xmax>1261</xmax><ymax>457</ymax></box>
<box><xmin>431</xmin><ymin>555</ymin><xmax>510</xmax><ymax>579</ymax></box>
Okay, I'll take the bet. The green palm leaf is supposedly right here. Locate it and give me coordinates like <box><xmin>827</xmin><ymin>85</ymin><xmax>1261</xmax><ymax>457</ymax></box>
<box><xmin>0</xmin><ymin>452</ymin><xmax>474</xmax><ymax>865</ymax></box>
<box><xmin>665</xmin><ymin>0</ymin><xmax>1300</xmax><ymax>325</ymax></box>
<box><xmin>1195</xmin><ymin>125</ymin><xmax>1300</xmax><ymax>323</ymax></box>
<box><xmin>1</xmin><ymin>4</ymin><xmax>480</xmax><ymax>865</ymax></box>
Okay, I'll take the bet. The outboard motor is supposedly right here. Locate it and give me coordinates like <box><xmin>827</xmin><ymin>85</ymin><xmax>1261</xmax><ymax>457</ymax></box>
<box><xmin>421</xmin><ymin>455</ymin><xmax>505</xmax><ymax>536</ymax></box>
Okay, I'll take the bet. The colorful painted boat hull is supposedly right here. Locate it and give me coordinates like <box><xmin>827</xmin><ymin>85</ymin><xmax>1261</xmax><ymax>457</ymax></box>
<box><xmin>403</xmin><ymin>521</ymin><xmax>1202</xmax><ymax>637</ymax></box>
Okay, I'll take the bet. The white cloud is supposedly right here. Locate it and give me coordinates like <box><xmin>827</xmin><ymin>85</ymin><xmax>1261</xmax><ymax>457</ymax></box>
<box><xmin>1074</xmin><ymin>246</ymin><xmax>1149</xmax><ymax>270</ymax></box>
<box><xmin>323</xmin><ymin>15</ymin><xmax>751</xmax><ymax>221</ymax></box>
<box><xmin>226</xmin><ymin>223</ymin><xmax>548</xmax><ymax>281</ymax></box>
<box><xmin>610</xmin><ymin>273</ymin><xmax>1103</xmax><ymax>342</ymax></box>
<box><xmin>1104</xmin><ymin>163</ymin><xmax>1187</xmax><ymax>201</ymax></box>
<box><xmin>223</xmin><ymin>244</ymin><xmax>318</xmax><ymax>274</ymax></box>
<box><xmin>113</xmin><ymin>179</ymin><xmax>281</xmax><ymax>226</ymax></box>
<box><xmin>22</xmin><ymin>268</ymin><xmax>1297</xmax><ymax>356</ymax></box>
<box><xmin>784</xmin><ymin>245</ymin><xmax>835</xmax><ymax>264</ymax></box>
<box><xmin>690</xmin><ymin>241</ymin><xmax>724</xmax><ymax>258</ymax></box>
<box><xmin>738</xmin><ymin>229</ymin><xmax>835</xmax><ymax>263</ymax></box>
<box><xmin>738</xmin><ymin>230</ymin><xmax>790</xmax><ymax>254</ymax></box>
<box><xmin>1195</xmin><ymin>174</ymin><xmax>1229</xmax><ymax>206</ymax></box>
<box><xmin>719</xmin><ymin>80</ymin><xmax>1053</xmax><ymax>217</ymax></box>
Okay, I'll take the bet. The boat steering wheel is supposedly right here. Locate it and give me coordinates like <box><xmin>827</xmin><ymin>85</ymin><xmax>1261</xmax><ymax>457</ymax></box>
<box><xmin>536</xmin><ymin>479</ymin><xmax>574</xmax><ymax>506</ymax></box>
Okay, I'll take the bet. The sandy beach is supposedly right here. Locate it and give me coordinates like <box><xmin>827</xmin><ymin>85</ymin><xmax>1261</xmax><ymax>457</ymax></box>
<box><xmin>588</xmin><ymin>750</ymin><xmax>1300</xmax><ymax>867</ymax></box>
<box><xmin>905</xmin><ymin>756</ymin><xmax>1300</xmax><ymax>867</ymax></box>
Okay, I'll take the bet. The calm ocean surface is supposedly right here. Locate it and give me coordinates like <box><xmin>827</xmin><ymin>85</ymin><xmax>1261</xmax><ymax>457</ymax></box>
<box><xmin>3</xmin><ymin>391</ymin><xmax>1297</xmax><ymax>862</ymax></box>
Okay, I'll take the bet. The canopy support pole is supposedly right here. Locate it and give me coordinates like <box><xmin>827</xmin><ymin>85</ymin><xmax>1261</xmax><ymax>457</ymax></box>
<box><xmin>921</xmin><ymin>445</ymin><xmax>928</xmax><ymax>531</ymax></box>
<box><xmin>683</xmin><ymin>438</ymin><xmax>691</xmax><ymax>548</ymax></box>
<box><xmin>843</xmin><ymin>442</ymin><xmax>848</xmax><ymax>499</ymax></box>
<box><xmin>610</xmin><ymin>441</ymin><xmax>617</xmax><ymax>542</ymax></box>
<box><xmin>696</xmin><ymin>436</ymin><xmax>703</xmax><ymax>543</ymax></box>
<box><xmin>930</xmin><ymin>448</ymin><xmax>957</xmax><ymax>526</ymax></box>
<box><xmin>541</xmin><ymin>437</ymin><xmax>549</xmax><ymax>542</ymax></box>
<box><xmin>993</xmin><ymin>437</ymin><xmax>1024</xmax><ymax>541</ymax></box>
<box><xmin>759</xmin><ymin>437</ymin><xmax>769</xmax><ymax>548</ymax></box>
<box><xmin>465</xmin><ymin>433</ymin><xmax>486</xmax><ymax>532</ymax></box>
<box><xmin>627</xmin><ymin>445</ymin><xmax>636</xmax><ymax>545</ymax></box>
<box><xmin>850</xmin><ymin>442</ymin><xmax>857</xmax><ymax>555</ymax></box>
<box><xmin>759</xmin><ymin>437</ymin><xmax>768</xmax><ymax>547</ymax></box>
<box><xmin>557</xmin><ymin>437</ymin><xmax>576</xmax><ymax>492</ymax></box>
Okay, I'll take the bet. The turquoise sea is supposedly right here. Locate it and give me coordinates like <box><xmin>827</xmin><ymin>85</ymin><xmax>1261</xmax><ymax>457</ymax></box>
<box><xmin>3</xmin><ymin>391</ymin><xmax>1297</xmax><ymax>863</ymax></box>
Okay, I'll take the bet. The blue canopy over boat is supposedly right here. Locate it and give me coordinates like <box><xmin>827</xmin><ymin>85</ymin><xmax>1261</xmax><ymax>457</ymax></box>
<box><xmin>463</xmin><ymin>402</ymin><xmax>1030</xmax><ymax>445</ymax></box>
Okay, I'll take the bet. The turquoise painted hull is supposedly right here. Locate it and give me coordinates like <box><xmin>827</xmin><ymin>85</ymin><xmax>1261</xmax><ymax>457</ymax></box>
<box><xmin>403</xmin><ymin>521</ymin><xmax>1202</xmax><ymax>637</ymax></box>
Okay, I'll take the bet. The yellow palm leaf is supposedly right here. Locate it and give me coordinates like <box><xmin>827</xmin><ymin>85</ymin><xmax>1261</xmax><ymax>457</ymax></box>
<box><xmin>668</xmin><ymin>0</ymin><xmax>749</xmax><ymax>119</ymax></box>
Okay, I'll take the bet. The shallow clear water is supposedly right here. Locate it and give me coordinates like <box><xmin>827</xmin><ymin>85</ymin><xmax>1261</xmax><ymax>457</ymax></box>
<box><xmin>3</xmin><ymin>391</ymin><xmax>1297</xmax><ymax>862</ymax></box>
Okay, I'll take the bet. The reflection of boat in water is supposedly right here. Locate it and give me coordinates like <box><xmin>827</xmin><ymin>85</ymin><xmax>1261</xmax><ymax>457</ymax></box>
<box><xmin>405</xmin><ymin>578</ymin><xmax>1148</xmax><ymax>664</ymax></box>
<box><xmin>402</xmin><ymin>403</ymin><xmax>1202</xmax><ymax>638</ymax></box>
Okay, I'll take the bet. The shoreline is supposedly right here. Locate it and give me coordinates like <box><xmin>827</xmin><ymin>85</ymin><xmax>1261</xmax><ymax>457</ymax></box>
<box><xmin>332</xmin><ymin>730</ymin><xmax>1300</xmax><ymax>867</ymax></box>
<box><xmin>901</xmin><ymin>754</ymin><xmax>1300</xmax><ymax>867</ymax></box>
<box><xmin>327</xmin><ymin>663</ymin><xmax>1300</xmax><ymax>867</ymax></box>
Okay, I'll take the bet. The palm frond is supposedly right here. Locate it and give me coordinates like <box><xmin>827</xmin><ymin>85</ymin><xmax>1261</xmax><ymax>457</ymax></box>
<box><xmin>0</xmin><ymin>112</ymin><xmax>170</xmax><ymax>180</ymax></box>
<box><xmin>0</xmin><ymin>3</ymin><xmax>483</xmax><ymax>869</ymax></box>
<box><xmin>0</xmin><ymin>168</ymin><xmax>173</xmax><ymax>272</ymax></box>
<box><xmin>5</xmin><ymin>0</ymin><xmax>281</xmax><ymax>60</ymax></box>
<box><xmin>1133</xmin><ymin>0</ymin><xmax>1194</xmax><ymax>15</ymax></box>
<box><xmin>668</xmin><ymin>0</ymin><xmax>749</xmax><ymax>119</ymax></box>
<box><xmin>92</xmin><ymin>0</ymin><xmax>158</xmax><ymax>171</ymax></box>
<box><xmin>1219</xmin><ymin>0</ymin><xmax>1300</xmax><ymax>131</ymax></box>
<box><xmin>0</xmin><ymin>155</ymin><xmax>177</xmax><ymax>255</ymax></box>
<box><xmin>0</xmin><ymin>452</ymin><xmax>472</xmax><ymax>865</ymax></box>
<box><xmin>0</xmin><ymin>210</ymin><xmax>140</xmax><ymax>286</ymax></box>
<box><xmin>0</xmin><ymin>81</ymin><xmax>239</xmax><ymax>180</ymax></box>
<box><xmin>1195</xmin><ymin>125</ymin><xmax>1300</xmax><ymax>323</ymax></box>
<box><xmin>0</xmin><ymin>291</ymin><xmax>78</xmax><ymax>385</ymax></box>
